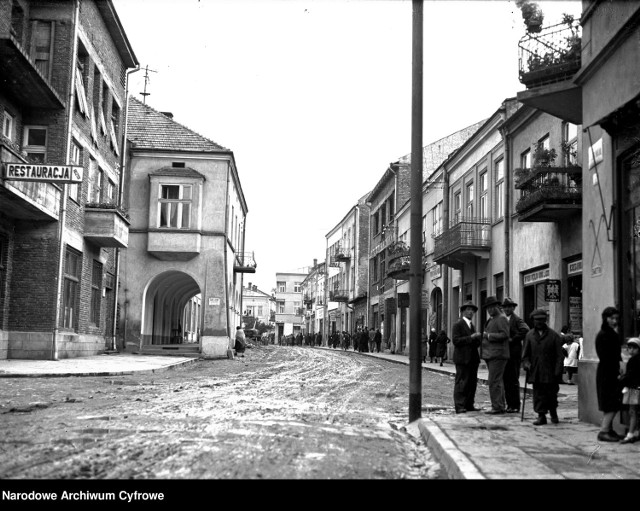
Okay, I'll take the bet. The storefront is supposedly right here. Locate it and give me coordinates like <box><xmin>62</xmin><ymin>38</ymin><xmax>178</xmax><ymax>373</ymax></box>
<box><xmin>522</xmin><ymin>266</ymin><xmax>550</xmax><ymax>327</ymax></box>
<box><xmin>567</xmin><ymin>258</ymin><xmax>583</xmax><ymax>335</ymax></box>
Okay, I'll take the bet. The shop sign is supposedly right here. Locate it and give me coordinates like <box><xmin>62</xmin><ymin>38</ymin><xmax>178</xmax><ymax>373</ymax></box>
<box><xmin>3</xmin><ymin>162</ymin><xmax>83</xmax><ymax>183</ymax></box>
<box><xmin>544</xmin><ymin>279</ymin><xmax>561</xmax><ymax>302</ymax></box>
<box><xmin>567</xmin><ymin>260</ymin><xmax>582</xmax><ymax>276</ymax></box>
<box><xmin>421</xmin><ymin>290</ymin><xmax>429</xmax><ymax>308</ymax></box>
<box><xmin>429</xmin><ymin>264</ymin><xmax>441</xmax><ymax>280</ymax></box>
<box><xmin>588</xmin><ymin>138</ymin><xmax>603</xmax><ymax>169</ymax></box>
<box><xmin>523</xmin><ymin>267</ymin><xmax>549</xmax><ymax>285</ymax></box>
<box><xmin>208</xmin><ymin>297</ymin><xmax>220</xmax><ymax>306</ymax></box>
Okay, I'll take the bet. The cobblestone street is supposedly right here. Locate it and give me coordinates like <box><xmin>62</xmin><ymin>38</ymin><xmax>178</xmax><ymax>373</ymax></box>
<box><xmin>0</xmin><ymin>345</ymin><xmax>471</xmax><ymax>479</ymax></box>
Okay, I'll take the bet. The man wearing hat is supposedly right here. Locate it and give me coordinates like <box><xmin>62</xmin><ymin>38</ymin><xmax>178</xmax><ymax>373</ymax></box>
<box><xmin>482</xmin><ymin>295</ymin><xmax>511</xmax><ymax>414</ymax></box>
<box><xmin>502</xmin><ymin>297</ymin><xmax>530</xmax><ymax>413</ymax></box>
<box><xmin>521</xmin><ymin>308</ymin><xmax>564</xmax><ymax>425</ymax></box>
<box><xmin>451</xmin><ymin>301</ymin><xmax>483</xmax><ymax>413</ymax></box>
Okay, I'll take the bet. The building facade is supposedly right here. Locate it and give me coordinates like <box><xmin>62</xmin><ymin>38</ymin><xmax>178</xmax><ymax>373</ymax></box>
<box><xmin>120</xmin><ymin>97</ymin><xmax>252</xmax><ymax>358</ymax></box>
<box><xmin>242</xmin><ymin>281</ymin><xmax>274</xmax><ymax>331</ymax></box>
<box><xmin>274</xmin><ymin>271</ymin><xmax>305</xmax><ymax>342</ymax></box>
<box><xmin>301</xmin><ymin>259</ymin><xmax>325</xmax><ymax>339</ymax></box>
<box><xmin>0</xmin><ymin>0</ymin><xmax>137</xmax><ymax>359</ymax></box>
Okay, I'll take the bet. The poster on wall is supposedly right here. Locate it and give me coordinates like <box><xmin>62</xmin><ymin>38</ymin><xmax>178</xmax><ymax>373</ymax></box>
<box><xmin>569</xmin><ymin>296</ymin><xmax>582</xmax><ymax>333</ymax></box>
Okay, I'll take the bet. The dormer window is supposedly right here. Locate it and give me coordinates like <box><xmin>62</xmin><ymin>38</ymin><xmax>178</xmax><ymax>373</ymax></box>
<box><xmin>159</xmin><ymin>184</ymin><xmax>192</xmax><ymax>229</ymax></box>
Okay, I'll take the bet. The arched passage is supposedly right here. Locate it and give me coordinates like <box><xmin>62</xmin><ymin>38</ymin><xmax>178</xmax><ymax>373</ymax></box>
<box><xmin>141</xmin><ymin>271</ymin><xmax>201</xmax><ymax>346</ymax></box>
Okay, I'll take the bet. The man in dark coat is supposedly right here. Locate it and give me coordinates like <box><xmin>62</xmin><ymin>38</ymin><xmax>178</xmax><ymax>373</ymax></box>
<box><xmin>481</xmin><ymin>295</ymin><xmax>511</xmax><ymax>414</ymax></box>
<box><xmin>522</xmin><ymin>308</ymin><xmax>564</xmax><ymax>425</ymax></box>
<box><xmin>374</xmin><ymin>329</ymin><xmax>382</xmax><ymax>353</ymax></box>
<box><xmin>502</xmin><ymin>297</ymin><xmax>530</xmax><ymax>413</ymax></box>
<box><xmin>452</xmin><ymin>301</ymin><xmax>483</xmax><ymax>413</ymax></box>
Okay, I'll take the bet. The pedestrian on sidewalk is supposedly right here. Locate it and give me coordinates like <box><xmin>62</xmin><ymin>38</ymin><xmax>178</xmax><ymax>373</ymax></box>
<box><xmin>428</xmin><ymin>328</ymin><xmax>438</xmax><ymax>363</ymax></box>
<box><xmin>374</xmin><ymin>328</ymin><xmax>382</xmax><ymax>353</ymax></box>
<box><xmin>595</xmin><ymin>306</ymin><xmax>624</xmax><ymax>442</ymax></box>
<box><xmin>521</xmin><ymin>309</ymin><xmax>563</xmax><ymax>425</ymax></box>
<box><xmin>562</xmin><ymin>334</ymin><xmax>580</xmax><ymax>385</ymax></box>
<box><xmin>502</xmin><ymin>297</ymin><xmax>530</xmax><ymax>413</ymax></box>
<box><xmin>360</xmin><ymin>327</ymin><xmax>369</xmax><ymax>353</ymax></box>
<box><xmin>481</xmin><ymin>295</ymin><xmax>510</xmax><ymax>415</ymax></box>
<box><xmin>435</xmin><ymin>330</ymin><xmax>450</xmax><ymax>366</ymax></box>
<box><xmin>235</xmin><ymin>326</ymin><xmax>246</xmax><ymax>358</ymax></box>
<box><xmin>421</xmin><ymin>332</ymin><xmax>429</xmax><ymax>363</ymax></box>
<box><xmin>368</xmin><ymin>327</ymin><xmax>376</xmax><ymax>353</ymax></box>
<box><xmin>452</xmin><ymin>301</ymin><xmax>482</xmax><ymax>414</ymax></box>
<box><xmin>619</xmin><ymin>337</ymin><xmax>640</xmax><ymax>444</ymax></box>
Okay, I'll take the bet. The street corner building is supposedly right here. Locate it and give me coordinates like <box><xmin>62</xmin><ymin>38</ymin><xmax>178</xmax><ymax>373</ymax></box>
<box><xmin>0</xmin><ymin>0</ymin><xmax>137</xmax><ymax>359</ymax></box>
<box><xmin>119</xmin><ymin>97</ymin><xmax>252</xmax><ymax>359</ymax></box>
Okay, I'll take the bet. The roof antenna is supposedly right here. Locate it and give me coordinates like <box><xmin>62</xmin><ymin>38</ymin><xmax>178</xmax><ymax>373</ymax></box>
<box><xmin>140</xmin><ymin>65</ymin><xmax>157</xmax><ymax>104</ymax></box>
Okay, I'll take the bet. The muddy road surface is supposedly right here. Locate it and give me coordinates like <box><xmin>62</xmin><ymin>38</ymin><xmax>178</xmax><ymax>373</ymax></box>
<box><xmin>0</xmin><ymin>346</ymin><xmax>466</xmax><ymax>480</ymax></box>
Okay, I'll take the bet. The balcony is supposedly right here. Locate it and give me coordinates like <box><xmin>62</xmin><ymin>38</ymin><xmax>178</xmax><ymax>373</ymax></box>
<box><xmin>234</xmin><ymin>252</ymin><xmax>257</xmax><ymax>273</ymax></box>
<box><xmin>433</xmin><ymin>216</ymin><xmax>491</xmax><ymax>270</ymax></box>
<box><xmin>0</xmin><ymin>35</ymin><xmax>64</xmax><ymax>109</ymax></box>
<box><xmin>329</xmin><ymin>289</ymin><xmax>349</xmax><ymax>302</ymax></box>
<box><xmin>371</xmin><ymin>225</ymin><xmax>396</xmax><ymax>256</ymax></box>
<box><xmin>334</xmin><ymin>242</ymin><xmax>351</xmax><ymax>262</ymax></box>
<box><xmin>387</xmin><ymin>241</ymin><xmax>411</xmax><ymax>280</ymax></box>
<box><xmin>516</xmin><ymin>19</ymin><xmax>582</xmax><ymax>124</ymax></box>
<box><xmin>515</xmin><ymin>166</ymin><xmax>582</xmax><ymax>222</ymax></box>
<box><xmin>303</xmin><ymin>294</ymin><xmax>313</xmax><ymax>305</ymax></box>
<box><xmin>84</xmin><ymin>205</ymin><xmax>130</xmax><ymax>248</ymax></box>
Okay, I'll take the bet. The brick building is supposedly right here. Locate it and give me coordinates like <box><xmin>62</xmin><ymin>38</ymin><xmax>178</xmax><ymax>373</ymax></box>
<box><xmin>0</xmin><ymin>0</ymin><xmax>137</xmax><ymax>359</ymax></box>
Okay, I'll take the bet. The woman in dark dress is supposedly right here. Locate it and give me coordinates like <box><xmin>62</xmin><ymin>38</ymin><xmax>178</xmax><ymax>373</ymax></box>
<box><xmin>595</xmin><ymin>306</ymin><xmax>623</xmax><ymax>442</ymax></box>
<box><xmin>428</xmin><ymin>328</ymin><xmax>438</xmax><ymax>363</ymax></box>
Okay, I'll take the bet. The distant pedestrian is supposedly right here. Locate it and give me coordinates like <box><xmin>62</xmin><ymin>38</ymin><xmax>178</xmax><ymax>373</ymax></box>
<box><xmin>428</xmin><ymin>328</ymin><xmax>438</xmax><ymax>363</ymax></box>
<box><xmin>595</xmin><ymin>306</ymin><xmax>624</xmax><ymax>442</ymax></box>
<box><xmin>502</xmin><ymin>297</ymin><xmax>529</xmax><ymax>413</ymax></box>
<box><xmin>521</xmin><ymin>309</ymin><xmax>563</xmax><ymax>425</ymax></box>
<box><xmin>234</xmin><ymin>326</ymin><xmax>246</xmax><ymax>358</ymax></box>
<box><xmin>360</xmin><ymin>327</ymin><xmax>369</xmax><ymax>352</ymax></box>
<box><xmin>315</xmin><ymin>332</ymin><xmax>322</xmax><ymax>346</ymax></box>
<box><xmin>619</xmin><ymin>338</ymin><xmax>640</xmax><ymax>444</ymax></box>
<box><xmin>368</xmin><ymin>327</ymin><xmax>376</xmax><ymax>353</ymax></box>
<box><xmin>481</xmin><ymin>295</ymin><xmax>510</xmax><ymax>415</ymax></box>
<box><xmin>452</xmin><ymin>301</ymin><xmax>482</xmax><ymax>414</ymax></box>
<box><xmin>389</xmin><ymin>329</ymin><xmax>396</xmax><ymax>354</ymax></box>
<box><xmin>374</xmin><ymin>328</ymin><xmax>382</xmax><ymax>353</ymax></box>
<box><xmin>421</xmin><ymin>332</ymin><xmax>429</xmax><ymax>363</ymax></box>
<box><xmin>562</xmin><ymin>334</ymin><xmax>580</xmax><ymax>385</ymax></box>
<box><xmin>435</xmin><ymin>330</ymin><xmax>450</xmax><ymax>366</ymax></box>
<box><xmin>342</xmin><ymin>331</ymin><xmax>351</xmax><ymax>351</ymax></box>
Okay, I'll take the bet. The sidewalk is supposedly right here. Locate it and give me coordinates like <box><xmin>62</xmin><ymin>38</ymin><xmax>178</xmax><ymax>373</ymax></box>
<box><xmin>1</xmin><ymin>348</ymin><xmax>639</xmax><ymax>479</ymax></box>
<box><xmin>346</xmin><ymin>347</ymin><xmax>640</xmax><ymax>479</ymax></box>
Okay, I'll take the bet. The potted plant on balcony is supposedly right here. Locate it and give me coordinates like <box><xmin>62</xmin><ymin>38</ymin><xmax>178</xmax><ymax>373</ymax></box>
<box><xmin>533</xmin><ymin>142</ymin><xmax>557</xmax><ymax>167</ymax></box>
<box><xmin>517</xmin><ymin>0</ymin><xmax>544</xmax><ymax>33</ymax></box>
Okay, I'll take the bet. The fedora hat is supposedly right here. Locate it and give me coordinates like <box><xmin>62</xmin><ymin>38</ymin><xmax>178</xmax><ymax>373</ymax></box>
<box><xmin>484</xmin><ymin>295</ymin><xmax>502</xmax><ymax>308</ymax></box>
<box><xmin>459</xmin><ymin>301</ymin><xmax>478</xmax><ymax>312</ymax></box>
<box><xmin>502</xmin><ymin>297</ymin><xmax>518</xmax><ymax>307</ymax></box>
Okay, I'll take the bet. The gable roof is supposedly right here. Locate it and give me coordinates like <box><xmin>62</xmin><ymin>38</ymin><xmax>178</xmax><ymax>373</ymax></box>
<box><xmin>149</xmin><ymin>166</ymin><xmax>206</xmax><ymax>179</ymax></box>
<box><xmin>127</xmin><ymin>96</ymin><xmax>230</xmax><ymax>153</ymax></box>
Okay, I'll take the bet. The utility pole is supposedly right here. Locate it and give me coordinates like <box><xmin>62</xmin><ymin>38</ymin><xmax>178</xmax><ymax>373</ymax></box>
<box><xmin>140</xmin><ymin>65</ymin><xmax>157</xmax><ymax>104</ymax></box>
<box><xmin>409</xmin><ymin>0</ymin><xmax>424</xmax><ymax>422</ymax></box>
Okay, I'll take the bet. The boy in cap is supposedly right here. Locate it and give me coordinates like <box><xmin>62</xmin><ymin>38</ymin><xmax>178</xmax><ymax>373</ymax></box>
<box><xmin>502</xmin><ymin>297</ymin><xmax>530</xmax><ymax>412</ymax></box>
<box><xmin>452</xmin><ymin>301</ymin><xmax>482</xmax><ymax>413</ymax></box>
<box><xmin>521</xmin><ymin>309</ymin><xmax>564</xmax><ymax>425</ymax></box>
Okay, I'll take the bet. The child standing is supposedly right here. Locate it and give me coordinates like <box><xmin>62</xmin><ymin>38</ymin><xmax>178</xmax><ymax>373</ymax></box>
<box><xmin>619</xmin><ymin>337</ymin><xmax>640</xmax><ymax>444</ymax></box>
<box><xmin>562</xmin><ymin>334</ymin><xmax>580</xmax><ymax>385</ymax></box>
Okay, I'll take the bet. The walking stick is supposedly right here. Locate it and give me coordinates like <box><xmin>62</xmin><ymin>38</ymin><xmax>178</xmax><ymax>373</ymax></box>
<box><xmin>521</xmin><ymin>369</ymin><xmax>529</xmax><ymax>422</ymax></box>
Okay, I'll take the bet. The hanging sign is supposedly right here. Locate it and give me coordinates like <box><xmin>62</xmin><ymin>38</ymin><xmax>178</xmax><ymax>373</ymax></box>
<box><xmin>544</xmin><ymin>279</ymin><xmax>561</xmax><ymax>302</ymax></box>
<box><xmin>3</xmin><ymin>162</ymin><xmax>83</xmax><ymax>183</ymax></box>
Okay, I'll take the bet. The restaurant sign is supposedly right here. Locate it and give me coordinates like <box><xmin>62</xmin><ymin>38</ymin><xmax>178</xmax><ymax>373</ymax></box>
<box><xmin>3</xmin><ymin>162</ymin><xmax>83</xmax><ymax>183</ymax></box>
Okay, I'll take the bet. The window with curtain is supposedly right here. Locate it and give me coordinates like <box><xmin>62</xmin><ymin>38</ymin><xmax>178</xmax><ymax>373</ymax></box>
<box><xmin>158</xmin><ymin>184</ymin><xmax>192</xmax><ymax>229</ymax></box>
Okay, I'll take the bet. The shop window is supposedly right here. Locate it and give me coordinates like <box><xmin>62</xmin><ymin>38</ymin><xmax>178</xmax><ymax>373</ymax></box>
<box><xmin>61</xmin><ymin>247</ymin><xmax>81</xmax><ymax>330</ymax></box>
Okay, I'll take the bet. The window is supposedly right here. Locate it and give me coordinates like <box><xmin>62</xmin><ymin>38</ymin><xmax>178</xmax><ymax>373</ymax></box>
<box><xmin>87</xmin><ymin>159</ymin><xmax>102</xmax><ymax>203</ymax></box>
<box><xmin>158</xmin><ymin>184</ymin><xmax>192</xmax><ymax>229</ymax></box>
<box><xmin>110</xmin><ymin>99</ymin><xmax>120</xmax><ymax>155</ymax></box>
<box><xmin>294</xmin><ymin>282</ymin><xmax>302</xmax><ymax>293</ymax></box>
<box><xmin>380</xmin><ymin>250</ymin><xmax>385</xmax><ymax>279</ymax></box>
<box><xmin>2</xmin><ymin>111</ymin><xmax>14</xmax><ymax>140</ymax></box>
<box><xmin>91</xmin><ymin>260</ymin><xmax>103</xmax><ymax>325</ymax></box>
<box><xmin>381</xmin><ymin>204</ymin><xmax>387</xmax><ymax>227</ymax></box>
<box><xmin>69</xmin><ymin>140</ymin><xmax>81</xmax><ymax>202</ymax></box>
<box><xmin>453</xmin><ymin>191</ymin><xmax>461</xmax><ymax>224</ymax></box>
<box><xmin>388</xmin><ymin>194</ymin><xmax>394</xmax><ymax>221</ymax></box>
<box><xmin>495</xmin><ymin>159</ymin><xmax>504</xmax><ymax>219</ymax></box>
<box><xmin>520</xmin><ymin>148</ymin><xmax>531</xmax><ymax>169</ymax></box>
<box><xmin>277</xmin><ymin>300</ymin><xmax>285</xmax><ymax>314</ymax></box>
<box><xmin>75</xmin><ymin>44</ymin><xmax>89</xmax><ymax>118</ymax></box>
<box><xmin>432</xmin><ymin>202</ymin><xmax>442</xmax><ymax>237</ymax></box>
<box><xmin>422</xmin><ymin>214</ymin><xmax>427</xmax><ymax>246</ymax></box>
<box><xmin>539</xmin><ymin>134</ymin><xmax>550</xmax><ymax>151</ymax></box>
<box><xmin>466</xmin><ymin>181</ymin><xmax>474</xmax><ymax>217</ymax></box>
<box><xmin>31</xmin><ymin>20</ymin><xmax>54</xmax><ymax>80</ymax></box>
<box><xmin>23</xmin><ymin>126</ymin><xmax>47</xmax><ymax>163</ymax></box>
<box><xmin>277</xmin><ymin>281</ymin><xmax>286</xmax><ymax>293</ymax></box>
<box><xmin>104</xmin><ymin>178</ymin><xmax>116</xmax><ymax>205</ymax></box>
<box><xmin>101</xmin><ymin>82</ymin><xmax>109</xmax><ymax>135</ymax></box>
<box><xmin>464</xmin><ymin>282</ymin><xmax>472</xmax><ymax>302</ymax></box>
<box><xmin>373</xmin><ymin>211</ymin><xmax>379</xmax><ymax>236</ymax></box>
<box><xmin>563</xmin><ymin>122</ymin><xmax>578</xmax><ymax>166</ymax></box>
<box><xmin>61</xmin><ymin>248</ymin><xmax>81</xmax><ymax>330</ymax></box>
<box><xmin>257</xmin><ymin>306</ymin><xmax>263</xmax><ymax>317</ymax></box>
<box><xmin>479</xmin><ymin>170</ymin><xmax>488</xmax><ymax>220</ymax></box>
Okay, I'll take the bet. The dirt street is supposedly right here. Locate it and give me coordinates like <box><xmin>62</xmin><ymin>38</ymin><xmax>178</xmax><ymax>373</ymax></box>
<box><xmin>0</xmin><ymin>345</ymin><xmax>470</xmax><ymax>480</ymax></box>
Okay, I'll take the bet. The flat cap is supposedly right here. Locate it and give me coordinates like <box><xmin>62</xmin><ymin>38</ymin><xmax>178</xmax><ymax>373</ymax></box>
<box><xmin>627</xmin><ymin>338</ymin><xmax>640</xmax><ymax>348</ymax></box>
<box><xmin>530</xmin><ymin>308</ymin><xmax>548</xmax><ymax>319</ymax></box>
<box><xmin>459</xmin><ymin>301</ymin><xmax>478</xmax><ymax>312</ymax></box>
<box><xmin>502</xmin><ymin>297</ymin><xmax>518</xmax><ymax>307</ymax></box>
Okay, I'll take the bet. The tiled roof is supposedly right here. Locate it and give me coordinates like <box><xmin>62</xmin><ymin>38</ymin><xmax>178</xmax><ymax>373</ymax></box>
<box><xmin>127</xmin><ymin>96</ymin><xmax>230</xmax><ymax>153</ymax></box>
<box><xmin>149</xmin><ymin>166</ymin><xmax>206</xmax><ymax>179</ymax></box>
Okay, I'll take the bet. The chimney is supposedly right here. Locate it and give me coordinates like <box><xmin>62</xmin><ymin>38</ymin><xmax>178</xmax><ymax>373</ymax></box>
<box><xmin>160</xmin><ymin>111</ymin><xmax>174</xmax><ymax>119</ymax></box>
<box><xmin>313</xmin><ymin>258</ymin><xmax>317</xmax><ymax>268</ymax></box>
<box><xmin>247</xmin><ymin>282</ymin><xmax>251</xmax><ymax>289</ymax></box>
<box><xmin>253</xmin><ymin>285</ymin><xmax>257</xmax><ymax>291</ymax></box>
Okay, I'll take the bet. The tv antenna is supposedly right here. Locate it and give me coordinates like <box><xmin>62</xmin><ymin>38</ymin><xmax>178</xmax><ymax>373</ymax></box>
<box><xmin>140</xmin><ymin>65</ymin><xmax>157</xmax><ymax>104</ymax></box>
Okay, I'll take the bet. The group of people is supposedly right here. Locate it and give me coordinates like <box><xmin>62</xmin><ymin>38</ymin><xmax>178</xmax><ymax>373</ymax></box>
<box><xmin>422</xmin><ymin>328</ymin><xmax>450</xmax><ymax>366</ymax></box>
<box><xmin>451</xmin><ymin>295</ymin><xmax>563</xmax><ymax>426</ymax></box>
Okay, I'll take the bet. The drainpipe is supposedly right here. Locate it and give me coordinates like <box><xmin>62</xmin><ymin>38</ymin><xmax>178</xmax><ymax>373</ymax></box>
<box><xmin>112</xmin><ymin>65</ymin><xmax>141</xmax><ymax>352</ymax></box>
<box><xmin>442</xmin><ymin>162</ymin><xmax>450</xmax><ymax>335</ymax></box>
<box><xmin>502</xmin><ymin>126</ymin><xmax>511</xmax><ymax>296</ymax></box>
<box><xmin>52</xmin><ymin>0</ymin><xmax>80</xmax><ymax>361</ymax></box>
<box><xmin>224</xmin><ymin>161</ymin><xmax>232</xmax><ymax>352</ymax></box>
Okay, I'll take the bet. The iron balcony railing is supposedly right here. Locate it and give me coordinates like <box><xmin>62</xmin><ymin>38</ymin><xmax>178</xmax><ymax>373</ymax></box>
<box><xmin>329</xmin><ymin>289</ymin><xmax>349</xmax><ymax>302</ymax></box>
<box><xmin>371</xmin><ymin>224</ymin><xmax>397</xmax><ymax>255</ymax></box>
<box><xmin>515</xmin><ymin>167</ymin><xmax>582</xmax><ymax>214</ymax></box>
<box><xmin>234</xmin><ymin>252</ymin><xmax>257</xmax><ymax>272</ymax></box>
<box><xmin>518</xmin><ymin>19</ymin><xmax>581</xmax><ymax>87</ymax></box>
<box><xmin>433</xmin><ymin>216</ymin><xmax>491</xmax><ymax>261</ymax></box>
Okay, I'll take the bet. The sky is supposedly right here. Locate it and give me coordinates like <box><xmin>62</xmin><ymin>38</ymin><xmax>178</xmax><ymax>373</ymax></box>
<box><xmin>112</xmin><ymin>0</ymin><xmax>581</xmax><ymax>293</ymax></box>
